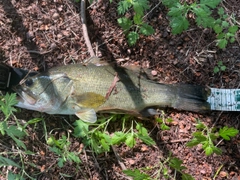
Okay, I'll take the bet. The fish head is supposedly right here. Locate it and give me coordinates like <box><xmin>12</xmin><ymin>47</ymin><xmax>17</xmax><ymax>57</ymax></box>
<box><xmin>13</xmin><ymin>72</ymin><xmax>72</xmax><ymax>113</ymax></box>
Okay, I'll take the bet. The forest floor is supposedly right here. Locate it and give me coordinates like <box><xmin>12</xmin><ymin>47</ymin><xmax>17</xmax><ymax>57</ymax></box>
<box><xmin>0</xmin><ymin>0</ymin><xmax>240</xmax><ymax>179</ymax></box>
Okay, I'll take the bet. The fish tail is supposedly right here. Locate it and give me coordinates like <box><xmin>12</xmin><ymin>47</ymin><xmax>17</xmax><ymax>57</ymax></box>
<box><xmin>171</xmin><ymin>84</ymin><xmax>211</xmax><ymax>113</ymax></box>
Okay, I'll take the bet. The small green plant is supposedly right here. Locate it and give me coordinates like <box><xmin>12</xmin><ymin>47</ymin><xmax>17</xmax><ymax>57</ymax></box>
<box><xmin>0</xmin><ymin>93</ymin><xmax>27</xmax><ymax>150</ymax></box>
<box><xmin>162</xmin><ymin>0</ymin><xmax>239</xmax><ymax>49</ymax></box>
<box><xmin>47</xmin><ymin>134</ymin><xmax>81</xmax><ymax>168</ymax></box>
<box><xmin>73</xmin><ymin>115</ymin><xmax>156</xmax><ymax>154</ymax></box>
<box><xmin>123</xmin><ymin>169</ymin><xmax>151</xmax><ymax>180</ymax></box>
<box><xmin>0</xmin><ymin>93</ymin><xmax>18</xmax><ymax>120</ymax></box>
<box><xmin>123</xmin><ymin>155</ymin><xmax>194</xmax><ymax>180</ymax></box>
<box><xmin>156</xmin><ymin>111</ymin><xmax>173</xmax><ymax>130</ymax></box>
<box><xmin>187</xmin><ymin>120</ymin><xmax>239</xmax><ymax>156</ymax></box>
<box><xmin>0</xmin><ymin>93</ymin><xmax>42</xmax><ymax>179</ymax></box>
<box><xmin>214</xmin><ymin>7</ymin><xmax>238</xmax><ymax>48</ymax></box>
<box><xmin>213</xmin><ymin>60</ymin><xmax>226</xmax><ymax>73</ymax></box>
<box><xmin>113</xmin><ymin>0</ymin><xmax>154</xmax><ymax>46</ymax></box>
<box><xmin>169</xmin><ymin>157</ymin><xmax>194</xmax><ymax>180</ymax></box>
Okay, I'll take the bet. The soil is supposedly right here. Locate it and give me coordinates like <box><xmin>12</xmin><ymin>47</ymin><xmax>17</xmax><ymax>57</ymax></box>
<box><xmin>0</xmin><ymin>0</ymin><xmax>240</xmax><ymax>179</ymax></box>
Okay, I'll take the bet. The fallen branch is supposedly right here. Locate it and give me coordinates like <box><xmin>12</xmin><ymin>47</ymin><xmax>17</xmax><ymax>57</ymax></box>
<box><xmin>81</xmin><ymin>0</ymin><xmax>95</xmax><ymax>57</ymax></box>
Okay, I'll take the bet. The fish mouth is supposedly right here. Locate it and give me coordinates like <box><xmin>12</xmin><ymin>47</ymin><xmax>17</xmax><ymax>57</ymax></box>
<box><xmin>12</xmin><ymin>86</ymin><xmax>37</xmax><ymax>105</ymax></box>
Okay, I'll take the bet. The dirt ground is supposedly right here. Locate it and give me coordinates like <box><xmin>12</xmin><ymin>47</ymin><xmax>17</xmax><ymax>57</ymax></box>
<box><xmin>0</xmin><ymin>0</ymin><xmax>240</xmax><ymax>179</ymax></box>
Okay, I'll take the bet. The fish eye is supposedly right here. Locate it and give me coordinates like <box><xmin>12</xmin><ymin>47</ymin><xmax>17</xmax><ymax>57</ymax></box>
<box><xmin>25</xmin><ymin>79</ymin><xmax>33</xmax><ymax>87</ymax></box>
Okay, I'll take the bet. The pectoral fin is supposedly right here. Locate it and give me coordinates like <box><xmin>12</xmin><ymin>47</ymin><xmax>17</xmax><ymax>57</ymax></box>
<box><xmin>75</xmin><ymin>109</ymin><xmax>97</xmax><ymax>123</ymax></box>
<box><xmin>76</xmin><ymin>92</ymin><xmax>106</xmax><ymax>108</ymax></box>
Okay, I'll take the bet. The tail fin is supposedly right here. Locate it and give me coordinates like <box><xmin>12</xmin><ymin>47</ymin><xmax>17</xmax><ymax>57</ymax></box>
<box><xmin>171</xmin><ymin>84</ymin><xmax>211</xmax><ymax>113</ymax></box>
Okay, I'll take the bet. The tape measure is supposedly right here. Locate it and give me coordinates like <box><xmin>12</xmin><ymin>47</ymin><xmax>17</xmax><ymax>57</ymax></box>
<box><xmin>208</xmin><ymin>88</ymin><xmax>240</xmax><ymax>111</ymax></box>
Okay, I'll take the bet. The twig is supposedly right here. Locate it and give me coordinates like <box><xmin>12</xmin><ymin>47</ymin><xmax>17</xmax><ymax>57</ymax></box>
<box><xmin>105</xmin><ymin>73</ymin><xmax>119</xmax><ymax>100</ymax></box>
<box><xmin>111</xmin><ymin>145</ymin><xmax>127</xmax><ymax>170</ymax></box>
<box><xmin>158</xmin><ymin>138</ymin><xmax>190</xmax><ymax>144</ymax></box>
<box><xmin>81</xmin><ymin>0</ymin><xmax>95</xmax><ymax>57</ymax></box>
<box><xmin>111</xmin><ymin>145</ymin><xmax>132</xmax><ymax>180</ymax></box>
<box><xmin>27</xmin><ymin>50</ymin><xmax>52</xmax><ymax>55</ymax></box>
<box><xmin>83</xmin><ymin>148</ymin><xmax>93</xmax><ymax>180</ymax></box>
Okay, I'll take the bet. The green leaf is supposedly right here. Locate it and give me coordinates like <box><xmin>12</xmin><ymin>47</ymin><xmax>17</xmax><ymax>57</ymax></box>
<box><xmin>162</xmin><ymin>0</ymin><xmax>179</xmax><ymax>8</ymax></box>
<box><xmin>192</xmin><ymin>5</ymin><xmax>211</xmax><ymax>18</ymax></box>
<box><xmin>136</xmin><ymin>123</ymin><xmax>148</xmax><ymax>136</ymax></box>
<box><xmin>182</xmin><ymin>173</ymin><xmax>195</xmax><ymax>180</ymax></box>
<box><xmin>49</xmin><ymin>146</ymin><xmax>62</xmax><ymax>155</ymax></box>
<box><xmin>169</xmin><ymin>157</ymin><xmax>186</xmax><ymax>171</ymax></box>
<box><xmin>192</xmin><ymin>132</ymin><xmax>207</xmax><ymax>141</ymax></box>
<box><xmin>7</xmin><ymin>171</ymin><xmax>25</xmax><ymax>180</ymax></box>
<box><xmin>0</xmin><ymin>121</ymin><xmax>7</xmax><ymax>135</ymax></box>
<box><xmin>217</xmin><ymin>7</ymin><xmax>224</xmax><ymax>15</ymax></box>
<box><xmin>222</xmin><ymin>21</ymin><xmax>229</xmax><ymax>28</ymax></box>
<box><xmin>135</xmin><ymin>123</ymin><xmax>156</xmax><ymax>145</ymax></box>
<box><xmin>220</xmin><ymin>65</ymin><xmax>226</xmax><ymax>71</ymax></box>
<box><xmin>195</xmin><ymin>122</ymin><xmax>206</xmax><ymax>130</ymax></box>
<box><xmin>187</xmin><ymin>131</ymin><xmax>207</xmax><ymax>147</ymax></box>
<box><xmin>117</xmin><ymin>1</ymin><xmax>132</xmax><ymax>15</ymax></box>
<box><xmin>170</xmin><ymin>16</ymin><xmax>189</xmax><ymax>34</ymax></box>
<box><xmin>228</xmin><ymin>25</ymin><xmax>238</xmax><ymax>34</ymax></box>
<box><xmin>73</xmin><ymin>120</ymin><xmax>89</xmax><ymax>137</ymax></box>
<box><xmin>230</xmin><ymin>37</ymin><xmax>235</xmax><ymax>43</ymax></box>
<box><xmin>217</xmin><ymin>39</ymin><xmax>228</xmax><ymax>49</ymax></box>
<box><xmin>168</xmin><ymin>4</ymin><xmax>186</xmax><ymax>17</ymax></box>
<box><xmin>204</xmin><ymin>146</ymin><xmax>213</xmax><ymax>156</ymax></box>
<box><xmin>132</xmin><ymin>0</ymin><xmax>149</xmax><ymax>16</ymax></box>
<box><xmin>137</xmin><ymin>134</ymin><xmax>156</xmax><ymax>145</ymax></box>
<box><xmin>166</xmin><ymin>118</ymin><xmax>173</xmax><ymax>123</ymax></box>
<box><xmin>209</xmin><ymin>133</ymin><xmax>218</xmax><ymax>141</ymax></box>
<box><xmin>89</xmin><ymin>138</ymin><xmax>104</xmax><ymax>154</ymax></box>
<box><xmin>100</xmin><ymin>139</ymin><xmax>110</xmax><ymax>151</ymax></box>
<box><xmin>58</xmin><ymin>158</ymin><xmax>65</xmax><ymax>168</ymax></box>
<box><xmin>123</xmin><ymin>169</ymin><xmax>150</xmax><ymax>180</ymax></box>
<box><xmin>67</xmin><ymin>152</ymin><xmax>81</xmax><ymax>164</ymax></box>
<box><xmin>117</xmin><ymin>17</ymin><xmax>132</xmax><ymax>31</ymax></box>
<box><xmin>6</xmin><ymin>125</ymin><xmax>26</xmax><ymax>138</ymax></box>
<box><xmin>9</xmin><ymin>134</ymin><xmax>27</xmax><ymax>150</ymax></box>
<box><xmin>195</xmin><ymin>16</ymin><xmax>215</xmax><ymax>28</ymax></box>
<box><xmin>133</xmin><ymin>14</ymin><xmax>143</xmax><ymax>25</ymax></box>
<box><xmin>0</xmin><ymin>155</ymin><xmax>20</xmax><ymax>168</ymax></box>
<box><xmin>218</xmin><ymin>61</ymin><xmax>223</xmax><ymax>66</ymax></box>
<box><xmin>215</xmin><ymin>18</ymin><xmax>222</xmax><ymax>25</ymax></box>
<box><xmin>125</xmin><ymin>134</ymin><xmax>136</xmax><ymax>148</ymax></box>
<box><xmin>47</xmin><ymin>136</ymin><xmax>55</xmax><ymax>146</ymax></box>
<box><xmin>127</xmin><ymin>31</ymin><xmax>139</xmax><ymax>46</ymax></box>
<box><xmin>212</xmin><ymin>146</ymin><xmax>222</xmax><ymax>155</ymax></box>
<box><xmin>139</xmin><ymin>24</ymin><xmax>154</xmax><ymax>35</ymax></box>
<box><xmin>213</xmin><ymin>24</ymin><xmax>223</xmax><ymax>34</ymax></box>
<box><xmin>97</xmin><ymin>132</ymin><xmax>111</xmax><ymax>151</ymax></box>
<box><xmin>112</xmin><ymin>131</ymin><xmax>126</xmax><ymax>145</ymax></box>
<box><xmin>26</xmin><ymin>117</ymin><xmax>43</xmax><ymax>125</ymax></box>
<box><xmin>213</xmin><ymin>66</ymin><xmax>219</xmax><ymax>73</ymax></box>
<box><xmin>0</xmin><ymin>93</ymin><xmax>18</xmax><ymax>117</ymax></box>
<box><xmin>200</xmin><ymin>0</ymin><xmax>221</xmax><ymax>9</ymax></box>
<box><xmin>160</xmin><ymin>123</ymin><xmax>170</xmax><ymax>130</ymax></box>
<box><xmin>223</xmin><ymin>14</ymin><xmax>228</xmax><ymax>19</ymax></box>
<box><xmin>226</xmin><ymin>32</ymin><xmax>235</xmax><ymax>38</ymax></box>
<box><xmin>217</xmin><ymin>32</ymin><xmax>225</xmax><ymax>39</ymax></box>
<box><xmin>186</xmin><ymin>138</ymin><xmax>201</xmax><ymax>147</ymax></box>
<box><xmin>219</xmin><ymin>126</ymin><xmax>239</xmax><ymax>140</ymax></box>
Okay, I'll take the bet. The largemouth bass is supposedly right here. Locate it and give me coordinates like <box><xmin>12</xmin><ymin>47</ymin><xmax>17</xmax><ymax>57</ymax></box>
<box><xmin>13</xmin><ymin>62</ymin><xmax>210</xmax><ymax>123</ymax></box>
